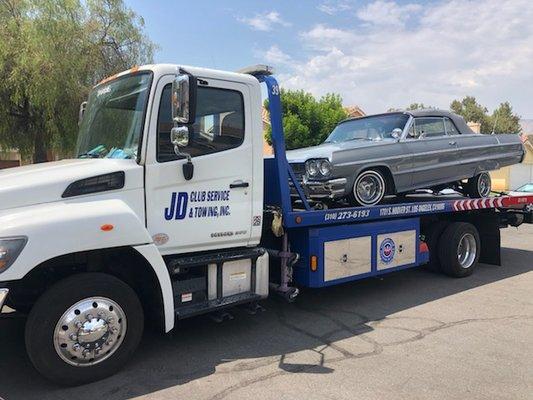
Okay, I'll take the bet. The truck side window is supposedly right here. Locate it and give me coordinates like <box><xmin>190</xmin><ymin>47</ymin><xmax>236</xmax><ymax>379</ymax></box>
<box><xmin>157</xmin><ymin>84</ymin><xmax>245</xmax><ymax>162</ymax></box>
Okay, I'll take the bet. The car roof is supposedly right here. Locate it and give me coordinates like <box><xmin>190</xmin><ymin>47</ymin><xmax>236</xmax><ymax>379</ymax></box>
<box><xmin>340</xmin><ymin>109</ymin><xmax>475</xmax><ymax>135</ymax></box>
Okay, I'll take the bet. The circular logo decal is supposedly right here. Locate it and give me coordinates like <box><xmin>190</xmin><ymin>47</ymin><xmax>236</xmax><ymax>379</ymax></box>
<box><xmin>152</xmin><ymin>233</ymin><xmax>169</xmax><ymax>246</ymax></box>
<box><xmin>379</xmin><ymin>238</ymin><xmax>396</xmax><ymax>263</ymax></box>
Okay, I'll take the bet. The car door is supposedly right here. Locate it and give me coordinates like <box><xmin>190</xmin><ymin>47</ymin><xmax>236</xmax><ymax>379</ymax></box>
<box><xmin>403</xmin><ymin>117</ymin><xmax>460</xmax><ymax>188</ymax></box>
<box><xmin>144</xmin><ymin>75</ymin><xmax>254</xmax><ymax>255</ymax></box>
<box><xmin>445</xmin><ymin>117</ymin><xmax>499</xmax><ymax>176</ymax></box>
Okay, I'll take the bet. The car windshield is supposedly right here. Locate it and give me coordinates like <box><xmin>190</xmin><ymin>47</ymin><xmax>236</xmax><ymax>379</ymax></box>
<box><xmin>76</xmin><ymin>72</ymin><xmax>152</xmax><ymax>160</ymax></box>
<box><xmin>515</xmin><ymin>183</ymin><xmax>533</xmax><ymax>192</ymax></box>
<box><xmin>325</xmin><ymin>113</ymin><xmax>409</xmax><ymax>143</ymax></box>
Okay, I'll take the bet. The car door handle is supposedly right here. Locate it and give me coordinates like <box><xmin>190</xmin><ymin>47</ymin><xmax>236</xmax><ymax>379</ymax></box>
<box><xmin>449</xmin><ymin>141</ymin><xmax>457</xmax><ymax>145</ymax></box>
<box><xmin>230</xmin><ymin>180</ymin><xmax>249</xmax><ymax>189</ymax></box>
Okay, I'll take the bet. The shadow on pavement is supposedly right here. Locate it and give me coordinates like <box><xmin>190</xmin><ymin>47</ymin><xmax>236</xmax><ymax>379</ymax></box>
<box><xmin>0</xmin><ymin>247</ymin><xmax>531</xmax><ymax>400</ymax></box>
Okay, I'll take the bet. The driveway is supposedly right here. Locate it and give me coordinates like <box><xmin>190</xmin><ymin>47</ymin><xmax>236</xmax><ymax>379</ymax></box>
<box><xmin>1</xmin><ymin>225</ymin><xmax>532</xmax><ymax>400</ymax></box>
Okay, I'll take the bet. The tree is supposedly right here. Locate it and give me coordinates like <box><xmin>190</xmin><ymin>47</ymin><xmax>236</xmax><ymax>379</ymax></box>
<box><xmin>450</xmin><ymin>96</ymin><xmax>521</xmax><ymax>134</ymax></box>
<box><xmin>450</xmin><ymin>96</ymin><xmax>491</xmax><ymax>133</ymax></box>
<box><xmin>264</xmin><ymin>89</ymin><xmax>348</xmax><ymax>149</ymax></box>
<box><xmin>490</xmin><ymin>102</ymin><xmax>521</xmax><ymax>134</ymax></box>
<box><xmin>0</xmin><ymin>0</ymin><xmax>155</xmax><ymax>162</ymax></box>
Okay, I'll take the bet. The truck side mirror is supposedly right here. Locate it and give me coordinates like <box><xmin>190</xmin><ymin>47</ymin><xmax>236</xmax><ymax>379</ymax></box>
<box><xmin>171</xmin><ymin>69</ymin><xmax>197</xmax><ymax>181</ymax></box>
<box><xmin>171</xmin><ymin>126</ymin><xmax>190</xmax><ymax>147</ymax></box>
<box><xmin>172</xmin><ymin>72</ymin><xmax>197</xmax><ymax>125</ymax></box>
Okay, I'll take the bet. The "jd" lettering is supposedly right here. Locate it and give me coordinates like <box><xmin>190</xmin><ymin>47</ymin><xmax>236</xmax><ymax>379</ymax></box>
<box><xmin>165</xmin><ymin>192</ymin><xmax>188</xmax><ymax>220</ymax></box>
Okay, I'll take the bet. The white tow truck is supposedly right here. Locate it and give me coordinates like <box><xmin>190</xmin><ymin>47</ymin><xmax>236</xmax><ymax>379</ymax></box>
<box><xmin>0</xmin><ymin>64</ymin><xmax>532</xmax><ymax>385</ymax></box>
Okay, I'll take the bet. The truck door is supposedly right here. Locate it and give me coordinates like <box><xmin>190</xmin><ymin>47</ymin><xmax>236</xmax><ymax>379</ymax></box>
<box><xmin>144</xmin><ymin>75</ymin><xmax>254</xmax><ymax>254</ymax></box>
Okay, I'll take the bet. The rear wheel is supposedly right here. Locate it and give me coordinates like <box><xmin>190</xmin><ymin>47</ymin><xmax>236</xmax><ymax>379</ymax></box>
<box><xmin>466</xmin><ymin>172</ymin><xmax>491</xmax><ymax>198</ymax></box>
<box><xmin>350</xmin><ymin>169</ymin><xmax>387</xmax><ymax>206</ymax></box>
<box><xmin>438</xmin><ymin>222</ymin><xmax>480</xmax><ymax>277</ymax></box>
<box><xmin>25</xmin><ymin>273</ymin><xmax>144</xmax><ymax>386</ymax></box>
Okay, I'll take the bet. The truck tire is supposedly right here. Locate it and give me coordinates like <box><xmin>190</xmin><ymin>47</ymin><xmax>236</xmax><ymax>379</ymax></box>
<box><xmin>25</xmin><ymin>272</ymin><xmax>144</xmax><ymax>386</ymax></box>
<box><xmin>350</xmin><ymin>169</ymin><xmax>387</xmax><ymax>206</ymax></box>
<box><xmin>438</xmin><ymin>222</ymin><xmax>480</xmax><ymax>277</ymax></box>
<box><xmin>423</xmin><ymin>221</ymin><xmax>449</xmax><ymax>272</ymax></box>
<box><xmin>466</xmin><ymin>172</ymin><xmax>491</xmax><ymax>198</ymax></box>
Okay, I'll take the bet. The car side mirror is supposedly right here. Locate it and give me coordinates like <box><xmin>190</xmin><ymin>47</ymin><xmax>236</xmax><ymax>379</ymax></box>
<box><xmin>391</xmin><ymin>128</ymin><xmax>402</xmax><ymax>140</ymax></box>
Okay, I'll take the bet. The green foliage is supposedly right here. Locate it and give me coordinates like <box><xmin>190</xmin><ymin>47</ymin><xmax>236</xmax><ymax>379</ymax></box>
<box><xmin>450</xmin><ymin>96</ymin><xmax>521</xmax><ymax>134</ymax></box>
<box><xmin>490</xmin><ymin>102</ymin><xmax>521</xmax><ymax>134</ymax></box>
<box><xmin>450</xmin><ymin>96</ymin><xmax>490</xmax><ymax>132</ymax></box>
<box><xmin>0</xmin><ymin>0</ymin><xmax>155</xmax><ymax>162</ymax></box>
<box><xmin>264</xmin><ymin>89</ymin><xmax>348</xmax><ymax>149</ymax></box>
<box><xmin>405</xmin><ymin>103</ymin><xmax>434</xmax><ymax>111</ymax></box>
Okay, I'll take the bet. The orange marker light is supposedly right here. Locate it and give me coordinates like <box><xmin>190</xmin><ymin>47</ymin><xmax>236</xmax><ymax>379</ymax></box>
<box><xmin>295</xmin><ymin>216</ymin><xmax>303</xmax><ymax>224</ymax></box>
<box><xmin>100</xmin><ymin>224</ymin><xmax>114</xmax><ymax>232</ymax></box>
<box><xmin>310</xmin><ymin>255</ymin><xmax>318</xmax><ymax>272</ymax></box>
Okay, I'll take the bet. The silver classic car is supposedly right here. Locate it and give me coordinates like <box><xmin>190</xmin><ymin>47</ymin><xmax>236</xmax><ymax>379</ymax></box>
<box><xmin>287</xmin><ymin>110</ymin><xmax>525</xmax><ymax>206</ymax></box>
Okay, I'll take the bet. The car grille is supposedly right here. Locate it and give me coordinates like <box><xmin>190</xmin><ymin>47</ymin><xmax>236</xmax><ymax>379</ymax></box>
<box><xmin>289</xmin><ymin>163</ymin><xmax>306</xmax><ymax>181</ymax></box>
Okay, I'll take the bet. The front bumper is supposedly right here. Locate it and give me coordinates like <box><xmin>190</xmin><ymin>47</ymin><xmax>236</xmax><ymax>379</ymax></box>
<box><xmin>0</xmin><ymin>288</ymin><xmax>9</xmax><ymax>311</ymax></box>
<box><xmin>291</xmin><ymin>178</ymin><xmax>347</xmax><ymax>199</ymax></box>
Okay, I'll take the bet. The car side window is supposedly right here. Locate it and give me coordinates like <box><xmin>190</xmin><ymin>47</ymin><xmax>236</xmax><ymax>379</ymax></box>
<box><xmin>157</xmin><ymin>84</ymin><xmax>245</xmax><ymax>162</ymax></box>
<box><xmin>444</xmin><ymin>117</ymin><xmax>459</xmax><ymax>135</ymax></box>
<box><xmin>413</xmin><ymin>117</ymin><xmax>446</xmax><ymax>139</ymax></box>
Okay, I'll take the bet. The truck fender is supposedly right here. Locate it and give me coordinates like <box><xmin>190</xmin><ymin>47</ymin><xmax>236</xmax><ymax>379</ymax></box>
<box><xmin>0</xmin><ymin>199</ymin><xmax>153</xmax><ymax>281</ymax></box>
<box><xmin>132</xmin><ymin>244</ymin><xmax>175</xmax><ymax>332</ymax></box>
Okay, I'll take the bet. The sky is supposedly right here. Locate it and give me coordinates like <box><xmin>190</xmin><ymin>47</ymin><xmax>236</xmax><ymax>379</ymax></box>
<box><xmin>125</xmin><ymin>0</ymin><xmax>533</xmax><ymax>118</ymax></box>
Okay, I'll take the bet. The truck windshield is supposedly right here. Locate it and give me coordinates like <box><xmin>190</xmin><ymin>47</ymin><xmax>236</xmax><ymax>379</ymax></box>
<box><xmin>76</xmin><ymin>72</ymin><xmax>152</xmax><ymax>160</ymax></box>
<box><xmin>325</xmin><ymin>113</ymin><xmax>409</xmax><ymax>143</ymax></box>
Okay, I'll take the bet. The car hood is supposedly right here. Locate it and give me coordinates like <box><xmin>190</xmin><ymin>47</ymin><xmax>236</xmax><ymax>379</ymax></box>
<box><xmin>286</xmin><ymin>139</ymin><xmax>396</xmax><ymax>163</ymax></box>
<box><xmin>0</xmin><ymin>159</ymin><xmax>143</xmax><ymax>212</ymax></box>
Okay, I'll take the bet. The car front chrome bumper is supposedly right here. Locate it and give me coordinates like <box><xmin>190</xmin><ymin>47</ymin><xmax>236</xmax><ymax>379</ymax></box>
<box><xmin>0</xmin><ymin>288</ymin><xmax>9</xmax><ymax>311</ymax></box>
<box><xmin>291</xmin><ymin>178</ymin><xmax>348</xmax><ymax>199</ymax></box>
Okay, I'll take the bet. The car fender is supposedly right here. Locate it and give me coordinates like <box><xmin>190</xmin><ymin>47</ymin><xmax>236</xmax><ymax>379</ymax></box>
<box><xmin>343</xmin><ymin>163</ymin><xmax>396</xmax><ymax>193</ymax></box>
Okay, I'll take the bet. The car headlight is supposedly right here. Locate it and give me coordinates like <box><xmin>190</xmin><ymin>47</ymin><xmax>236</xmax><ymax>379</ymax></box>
<box><xmin>318</xmin><ymin>160</ymin><xmax>332</xmax><ymax>177</ymax></box>
<box><xmin>306</xmin><ymin>160</ymin><xmax>319</xmax><ymax>177</ymax></box>
<box><xmin>306</xmin><ymin>159</ymin><xmax>332</xmax><ymax>178</ymax></box>
<box><xmin>0</xmin><ymin>237</ymin><xmax>27</xmax><ymax>273</ymax></box>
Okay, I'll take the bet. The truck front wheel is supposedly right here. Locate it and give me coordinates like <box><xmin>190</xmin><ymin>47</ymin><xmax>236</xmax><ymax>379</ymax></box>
<box><xmin>25</xmin><ymin>272</ymin><xmax>144</xmax><ymax>385</ymax></box>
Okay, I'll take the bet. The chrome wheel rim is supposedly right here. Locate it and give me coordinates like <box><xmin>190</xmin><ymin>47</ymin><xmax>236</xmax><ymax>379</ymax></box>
<box><xmin>355</xmin><ymin>172</ymin><xmax>385</xmax><ymax>205</ymax></box>
<box><xmin>53</xmin><ymin>297</ymin><xmax>127</xmax><ymax>367</ymax></box>
<box><xmin>477</xmin><ymin>173</ymin><xmax>491</xmax><ymax>197</ymax></box>
<box><xmin>457</xmin><ymin>233</ymin><xmax>477</xmax><ymax>269</ymax></box>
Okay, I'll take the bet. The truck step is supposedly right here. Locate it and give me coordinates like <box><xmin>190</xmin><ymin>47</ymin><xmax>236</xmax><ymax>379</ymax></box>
<box><xmin>175</xmin><ymin>292</ymin><xmax>262</xmax><ymax>320</ymax></box>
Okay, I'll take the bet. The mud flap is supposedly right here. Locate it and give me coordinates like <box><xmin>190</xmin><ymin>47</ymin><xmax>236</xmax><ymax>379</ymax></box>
<box><xmin>473</xmin><ymin>211</ymin><xmax>501</xmax><ymax>266</ymax></box>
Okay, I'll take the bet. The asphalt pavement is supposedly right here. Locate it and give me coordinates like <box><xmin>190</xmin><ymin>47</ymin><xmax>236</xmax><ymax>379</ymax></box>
<box><xmin>0</xmin><ymin>225</ymin><xmax>532</xmax><ymax>400</ymax></box>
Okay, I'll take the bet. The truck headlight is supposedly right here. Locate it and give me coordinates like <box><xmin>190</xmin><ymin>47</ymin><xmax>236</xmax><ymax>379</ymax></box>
<box><xmin>0</xmin><ymin>237</ymin><xmax>27</xmax><ymax>273</ymax></box>
<box><xmin>306</xmin><ymin>159</ymin><xmax>332</xmax><ymax>178</ymax></box>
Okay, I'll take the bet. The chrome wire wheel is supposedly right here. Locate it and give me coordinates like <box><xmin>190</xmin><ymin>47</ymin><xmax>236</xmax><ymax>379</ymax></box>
<box><xmin>457</xmin><ymin>232</ymin><xmax>477</xmax><ymax>269</ymax></box>
<box><xmin>354</xmin><ymin>170</ymin><xmax>386</xmax><ymax>206</ymax></box>
<box><xmin>477</xmin><ymin>172</ymin><xmax>491</xmax><ymax>197</ymax></box>
<box><xmin>53</xmin><ymin>297</ymin><xmax>127</xmax><ymax>367</ymax></box>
